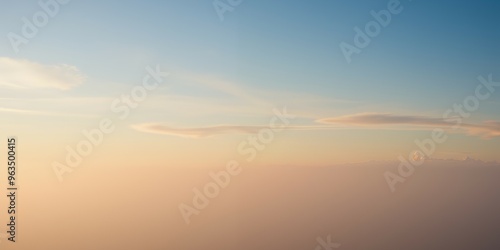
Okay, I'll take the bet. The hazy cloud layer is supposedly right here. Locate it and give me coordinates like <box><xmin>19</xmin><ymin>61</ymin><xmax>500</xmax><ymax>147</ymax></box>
<box><xmin>0</xmin><ymin>57</ymin><xmax>85</xmax><ymax>90</ymax></box>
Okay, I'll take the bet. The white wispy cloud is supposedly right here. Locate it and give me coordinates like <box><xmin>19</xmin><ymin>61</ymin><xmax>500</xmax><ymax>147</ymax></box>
<box><xmin>143</xmin><ymin>71</ymin><xmax>360</xmax><ymax>120</ymax></box>
<box><xmin>131</xmin><ymin>123</ymin><xmax>336</xmax><ymax>138</ymax></box>
<box><xmin>175</xmin><ymin>72</ymin><xmax>269</xmax><ymax>106</ymax></box>
<box><xmin>0</xmin><ymin>107</ymin><xmax>96</xmax><ymax>118</ymax></box>
<box><xmin>0</xmin><ymin>57</ymin><xmax>85</xmax><ymax>90</ymax></box>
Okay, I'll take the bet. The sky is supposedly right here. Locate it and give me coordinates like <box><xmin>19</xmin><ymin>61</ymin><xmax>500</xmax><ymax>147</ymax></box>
<box><xmin>1</xmin><ymin>0</ymin><xmax>500</xmax><ymax>249</ymax></box>
<box><xmin>1</xmin><ymin>0</ymin><xmax>499</xmax><ymax>172</ymax></box>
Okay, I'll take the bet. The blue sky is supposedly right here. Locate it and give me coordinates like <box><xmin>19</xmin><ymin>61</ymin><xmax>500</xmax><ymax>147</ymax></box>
<box><xmin>2</xmin><ymin>0</ymin><xmax>499</xmax><ymax>105</ymax></box>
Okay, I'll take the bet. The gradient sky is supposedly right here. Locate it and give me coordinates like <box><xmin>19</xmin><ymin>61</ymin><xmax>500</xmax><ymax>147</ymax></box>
<box><xmin>1</xmin><ymin>0</ymin><xmax>499</xmax><ymax>178</ymax></box>
<box><xmin>1</xmin><ymin>1</ymin><xmax>500</xmax><ymax>249</ymax></box>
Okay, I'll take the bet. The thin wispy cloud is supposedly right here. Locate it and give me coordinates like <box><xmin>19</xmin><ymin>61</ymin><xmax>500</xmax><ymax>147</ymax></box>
<box><xmin>175</xmin><ymin>72</ymin><xmax>269</xmax><ymax>106</ymax></box>
<box><xmin>0</xmin><ymin>57</ymin><xmax>85</xmax><ymax>90</ymax></box>
<box><xmin>318</xmin><ymin>113</ymin><xmax>454</xmax><ymax>127</ymax></box>
<box><xmin>318</xmin><ymin>113</ymin><xmax>500</xmax><ymax>139</ymax></box>
<box><xmin>132</xmin><ymin>123</ymin><xmax>271</xmax><ymax>138</ymax></box>
<box><xmin>0</xmin><ymin>107</ymin><xmax>56</xmax><ymax>116</ymax></box>
<box><xmin>132</xmin><ymin>113</ymin><xmax>500</xmax><ymax>139</ymax></box>
<box><xmin>0</xmin><ymin>97</ymin><xmax>111</xmax><ymax>104</ymax></box>
<box><xmin>0</xmin><ymin>107</ymin><xmax>97</xmax><ymax>118</ymax></box>
<box><xmin>157</xmin><ymin>72</ymin><xmax>360</xmax><ymax>120</ymax></box>
<box><xmin>132</xmin><ymin>123</ymin><xmax>337</xmax><ymax>138</ymax></box>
